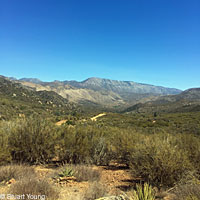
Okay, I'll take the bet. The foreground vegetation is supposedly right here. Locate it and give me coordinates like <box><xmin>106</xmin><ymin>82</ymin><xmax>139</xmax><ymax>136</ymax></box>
<box><xmin>1</xmin><ymin>111</ymin><xmax>200</xmax><ymax>199</ymax></box>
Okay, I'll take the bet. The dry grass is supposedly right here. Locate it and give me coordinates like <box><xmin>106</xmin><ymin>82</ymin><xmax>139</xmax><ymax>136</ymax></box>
<box><xmin>0</xmin><ymin>164</ymin><xmax>35</xmax><ymax>183</ymax></box>
<box><xmin>83</xmin><ymin>181</ymin><xmax>108</xmax><ymax>200</ymax></box>
<box><xmin>73</xmin><ymin>165</ymin><xmax>101</xmax><ymax>182</ymax></box>
<box><xmin>8</xmin><ymin>177</ymin><xmax>59</xmax><ymax>200</ymax></box>
<box><xmin>172</xmin><ymin>183</ymin><xmax>200</xmax><ymax>200</ymax></box>
<box><xmin>53</xmin><ymin>164</ymin><xmax>101</xmax><ymax>182</ymax></box>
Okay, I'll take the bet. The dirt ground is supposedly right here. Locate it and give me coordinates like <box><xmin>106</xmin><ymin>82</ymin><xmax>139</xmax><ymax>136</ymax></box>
<box><xmin>0</xmin><ymin>163</ymin><xmax>137</xmax><ymax>200</ymax></box>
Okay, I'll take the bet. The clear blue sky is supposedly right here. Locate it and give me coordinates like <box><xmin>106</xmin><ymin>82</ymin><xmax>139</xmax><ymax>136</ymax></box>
<box><xmin>0</xmin><ymin>0</ymin><xmax>199</xmax><ymax>90</ymax></box>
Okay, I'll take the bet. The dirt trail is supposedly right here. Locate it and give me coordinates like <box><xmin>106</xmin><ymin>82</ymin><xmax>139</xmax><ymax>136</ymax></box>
<box><xmin>90</xmin><ymin>113</ymin><xmax>106</xmax><ymax>121</ymax></box>
<box><xmin>55</xmin><ymin>119</ymin><xmax>67</xmax><ymax>126</ymax></box>
<box><xmin>56</xmin><ymin>113</ymin><xmax>106</xmax><ymax>125</ymax></box>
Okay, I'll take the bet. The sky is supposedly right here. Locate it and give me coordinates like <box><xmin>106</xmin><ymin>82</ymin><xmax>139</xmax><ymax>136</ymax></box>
<box><xmin>0</xmin><ymin>0</ymin><xmax>200</xmax><ymax>90</ymax></box>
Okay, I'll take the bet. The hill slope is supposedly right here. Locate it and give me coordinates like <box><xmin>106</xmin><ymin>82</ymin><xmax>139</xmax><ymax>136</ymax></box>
<box><xmin>124</xmin><ymin>88</ymin><xmax>200</xmax><ymax>113</ymax></box>
<box><xmin>0</xmin><ymin>76</ymin><xmax>79</xmax><ymax>120</ymax></box>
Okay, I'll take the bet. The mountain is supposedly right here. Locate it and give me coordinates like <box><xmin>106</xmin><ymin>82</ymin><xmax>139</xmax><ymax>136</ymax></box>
<box><xmin>14</xmin><ymin>77</ymin><xmax>181</xmax><ymax>109</ymax></box>
<box><xmin>72</xmin><ymin>77</ymin><xmax>181</xmax><ymax>95</ymax></box>
<box><xmin>0</xmin><ymin>76</ymin><xmax>79</xmax><ymax>120</ymax></box>
<box><xmin>19</xmin><ymin>78</ymin><xmax>42</xmax><ymax>84</ymax></box>
<box><xmin>124</xmin><ymin>88</ymin><xmax>200</xmax><ymax>114</ymax></box>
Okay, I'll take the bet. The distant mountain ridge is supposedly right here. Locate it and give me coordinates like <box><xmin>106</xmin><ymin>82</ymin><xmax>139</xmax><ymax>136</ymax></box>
<box><xmin>7</xmin><ymin>76</ymin><xmax>182</xmax><ymax>109</ymax></box>
<box><xmin>124</xmin><ymin>87</ymin><xmax>200</xmax><ymax>113</ymax></box>
<box><xmin>64</xmin><ymin>77</ymin><xmax>181</xmax><ymax>95</ymax></box>
<box><xmin>19</xmin><ymin>78</ymin><xmax>42</xmax><ymax>84</ymax></box>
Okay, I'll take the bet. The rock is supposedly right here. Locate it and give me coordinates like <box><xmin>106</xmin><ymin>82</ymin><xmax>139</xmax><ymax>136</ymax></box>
<box><xmin>95</xmin><ymin>195</ymin><xmax>127</xmax><ymax>200</ymax></box>
<box><xmin>163</xmin><ymin>194</ymin><xmax>176</xmax><ymax>200</ymax></box>
<box><xmin>59</xmin><ymin>176</ymin><xmax>76</xmax><ymax>182</ymax></box>
<box><xmin>6</xmin><ymin>178</ymin><xmax>16</xmax><ymax>185</ymax></box>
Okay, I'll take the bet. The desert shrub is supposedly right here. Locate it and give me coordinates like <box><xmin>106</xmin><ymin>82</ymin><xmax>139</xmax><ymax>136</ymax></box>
<box><xmin>83</xmin><ymin>181</ymin><xmax>108</xmax><ymax>200</ymax></box>
<box><xmin>91</xmin><ymin>136</ymin><xmax>111</xmax><ymax>165</ymax></box>
<box><xmin>57</xmin><ymin>126</ymin><xmax>91</xmax><ymax>164</ymax></box>
<box><xmin>175</xmin><ymin>134</ymin><xmax>200</xmax><ymax>173</ymax></box>
<box><xmin>111</xmin><ymin>129</ymin><xmax>139</xmax><ymax>166</ymax></box>
<box><xmin>8</xmin><ymin>177</ymin><xmax>59</xmax><ymax>200</ymax></box>
<box><xmin>57</xmin><ymin>125</ymin><xmax>112</xmax><ymax>165</ymax></box>
<box><xmin>0</xmin><ymin>164</ymin><xmax>35</xmax><ymax>183</ymax></box>
<box><xmin>7</xmin><ymin>116</ymin><xmax>58</xmax><ymax>164</ymax></box>
<box><xmin>130</xmin><ymin>183</ymin><xmax>155</xmax><ymax>200</ymax></box>
<box><xmin>129</xmin><ymin>134</ymin><xmax>193</xmax><ymax>188</ymax></box>
<box><xmin>170</xmin><ymin>171</ymin><xmax>200</xmax><ymax>200</ymax></box>
<box><xmin>173</xmin><ymin>182</ymin><xmax>200</xmax><ymax>200</ymax></box>
<box><xmin>0</xmin><ymin>125</ymin><xmax>11</xmax><ymax>165</ymax></box>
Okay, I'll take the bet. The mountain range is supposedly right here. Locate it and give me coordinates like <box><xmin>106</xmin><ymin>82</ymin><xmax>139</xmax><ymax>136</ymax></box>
<box><xmin>12</xmin><ymin>76</ymin><xmax>181</xmax><ymax>109</ymax></box>
<box><xmin>0</xmin><ymin>74</ymin><xmax>200</xmax><ymax>119</ymax></box>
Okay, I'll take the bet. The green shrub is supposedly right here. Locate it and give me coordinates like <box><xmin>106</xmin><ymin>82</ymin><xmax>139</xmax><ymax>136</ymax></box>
<box><xmin>111</xmin><ymin>129</ymin><xmax>138</xmax><ymax>166</ymax></box>
<box><xmin>129</xmin><ymin>134</ymin><xmax>193</xmax><ymax>188</ymax></box>
<box><xmin>57</xmin><ymin>125</ymin><xmax>112</xmax><ymax>165</ymax></box>
<box><xmin>0</xmin><ymin>125</ymin><xmax>11</xmax><ymax>165</ymax></box>
<box><xmin>7</xmin><ymin>116</ymin><xmax>57</xmax><ymax>164</ymax></box>
<box><xmin>176</xmin><ymin>134</ymin><xmax>200</xmax><ymax>174</ymax></box>
<box><xmin>57</xmin><ymin>126</ymin><xmax>90</xmax><ymax>164</ymax></box>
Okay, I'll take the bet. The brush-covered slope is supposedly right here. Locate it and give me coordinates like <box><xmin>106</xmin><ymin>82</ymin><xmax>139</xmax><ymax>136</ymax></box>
<box><xmin>0</xmin><ymin>76</ymin><xmax>79</xmax><ymax>120</ymax></box>
<box><xmin>125</xmin><ymin>88</ymin><xmax>200</xmax><ymax>113</ymax></box>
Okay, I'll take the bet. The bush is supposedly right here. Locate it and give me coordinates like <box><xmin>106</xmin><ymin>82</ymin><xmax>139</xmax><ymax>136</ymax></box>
<box><xmin>0</xmin><ymin>124</ymin><xmax>12</xmax><ymax>165</ymax></box>
<box><xmin>173</xmin><ymin>183</ymin><xmax>200</xmax><ymax>200</ymax></box>
<box><xmin>83</xmin><ymin>181</ymin><xmax>108</xmax><ymax>200</ymax></box>
<box><xmin>7</xmin><ymin>116</ymin><xmax>58</xmax><ymax>164</ymax></box>
<box><xmin>111</xmin><ymin>129</ymin><xmax>138</xmax><ymax>166</ymax></box>
<box><xmin>176</xmin><ymin>134</ymin><xmax>200</xmax><ymax>174</ymax></box>
<box><xmin>57</xmin><ymin>125</ymin><xmax>112</xmax><ymax>165</ymax></box>
<box><xmin>0</xmin><ymin>164</ymin><xmax>35</xmax><ymax>183</ymax></box>
<box><xmin>170</xmin><ymin>172</ymin><xmax>200</xmax><ymax>200</ymax></box>
<box><xmin>8</xmin><ymin>177</ymin><xmax>59</xmax><ymax>200</ymax></box>
<box><xmin>129</xmin><ymin>134</ymin><xmax>193</xmax><ymax>188</ymax></box>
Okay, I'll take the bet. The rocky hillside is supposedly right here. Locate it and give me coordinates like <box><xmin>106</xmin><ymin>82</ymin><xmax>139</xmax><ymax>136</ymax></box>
<box><xmin>67</xmin><ymin>77</ymin><xmax>181</xmax><ymax>95</ymax></box>
<box><xmin>14</xmin><ymin>77</ymin><xmax>181</xmax><ymax>109</ymax></box>
<box><xmin>0</xmin><ymin>76</ymin><xmax>79</xmax><ymax>120</ymax></box>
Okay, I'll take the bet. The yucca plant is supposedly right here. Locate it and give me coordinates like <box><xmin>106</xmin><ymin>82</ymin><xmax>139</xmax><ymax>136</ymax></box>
<box><xmin>58</xmin><ymin>167</ymin><xmax>75</xmax><ymax>177</ymax></box>
<box><xmin>131</xmin><ymin>183</ymin><xmax>155</xmax><ymax>200</ymax></box>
